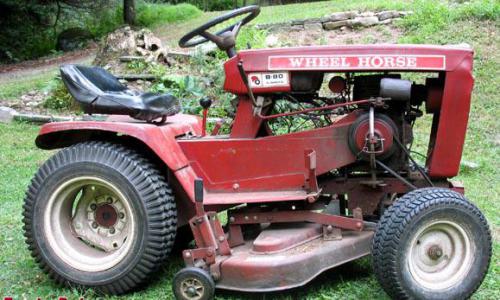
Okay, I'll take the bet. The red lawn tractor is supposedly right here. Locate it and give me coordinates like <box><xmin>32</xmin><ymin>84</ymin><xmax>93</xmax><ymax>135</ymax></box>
<box><xmin>23</xmin><ymin>6</ymin><xmax>491</xmax><ymax>300</ymax></box>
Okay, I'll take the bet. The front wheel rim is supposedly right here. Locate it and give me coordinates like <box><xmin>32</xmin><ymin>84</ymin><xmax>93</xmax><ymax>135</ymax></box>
<box><xmin>43</xmin><ymin>176</ymin><xmax>136</xmax><ymax>272</ymax></box>
<box><xmin>407</xmin><ymin>220</ymin><xmax>474</xmax><ymax>290</ymax></box>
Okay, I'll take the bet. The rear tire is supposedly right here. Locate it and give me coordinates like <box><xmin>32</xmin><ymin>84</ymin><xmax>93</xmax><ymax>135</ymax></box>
<box><xmin>23</xmin><ymin>141</ymin><xmax>177</xmax><ymax>294</ymax></box>
<box><xmin>372</xmin><ymin>188</ymin><xmax>491</xmax><ymax>300</ymax></box>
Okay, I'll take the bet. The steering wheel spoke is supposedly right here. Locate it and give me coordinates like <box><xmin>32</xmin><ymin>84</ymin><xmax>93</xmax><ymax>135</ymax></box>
<box><xmin>231</xmin><ymin>21</ymin><xmax>243</xmax><ymax>36</ymax></box>
<box><xmin>200</xmin><ymin>31</ymin><xmax>223</xmax><ymax>47</ymax></box>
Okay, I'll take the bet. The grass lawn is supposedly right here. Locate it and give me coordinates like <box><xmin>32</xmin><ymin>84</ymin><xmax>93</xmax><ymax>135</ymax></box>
<box><xmin>0</xmin><ymin>0</ymin><xmax>499</xmax><ymax>299</ymax></box>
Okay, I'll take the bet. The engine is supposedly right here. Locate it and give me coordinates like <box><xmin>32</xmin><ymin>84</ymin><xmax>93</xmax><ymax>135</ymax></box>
<box><xmin>271</xmin><ymin>71</ymin><xmax>444</xmax><ymax>172</ymax></box>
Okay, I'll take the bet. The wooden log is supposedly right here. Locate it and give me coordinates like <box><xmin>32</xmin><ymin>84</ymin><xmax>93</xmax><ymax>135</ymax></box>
<box><xmin>119</xmin><ymin>56</ymin><xmax>146</xmax><ymax>62</ymax></box>
<box><xmin>115</xmin><ymin>74</ymin><xmax>159</xmax><ymax>81</ymax></box>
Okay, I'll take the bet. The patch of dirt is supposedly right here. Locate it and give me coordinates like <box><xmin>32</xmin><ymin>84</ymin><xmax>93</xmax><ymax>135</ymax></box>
<box><xmin>0</xmin><ymin>46</ymin><xmax>97</xmax><ymax>83</ymax></box>
<box><xmin>269</xmin><ymin>24</ymin><xmax>402</xmax><ymax>47</ymax></box>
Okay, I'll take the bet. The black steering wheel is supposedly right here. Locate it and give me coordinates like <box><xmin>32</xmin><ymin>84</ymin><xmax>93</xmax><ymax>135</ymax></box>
<box><xmin>178</xmin><ymin>5</ymin><xmax>260</xmax><ymax>54</ymax></box>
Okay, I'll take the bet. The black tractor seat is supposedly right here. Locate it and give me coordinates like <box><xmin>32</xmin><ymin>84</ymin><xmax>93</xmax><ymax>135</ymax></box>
<box><xmin>60</xmin><ymin>64</ymin><xmax>181</xmax><ymax>122</ymax></box>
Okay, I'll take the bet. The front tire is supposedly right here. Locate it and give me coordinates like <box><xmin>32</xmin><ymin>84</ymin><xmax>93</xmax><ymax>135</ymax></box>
<box><xmin>23</xmin><ymin>141</ymin><xmax>177</xmax><ymax>294</ymax></box>
<box><xmin>372</xmin><ymin>188</ymin><xmax>492</xmax><ymax>300</ymax></box>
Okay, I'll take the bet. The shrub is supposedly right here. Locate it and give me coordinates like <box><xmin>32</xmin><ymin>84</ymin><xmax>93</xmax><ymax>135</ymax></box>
<box><xmin>43</xmin><ymin>78</ymin><xmax>80</xmax><ymax>111</ymax></box>
<box><xmin>136</xmin><ymin>3</ymin><xmax>202</xmax><ymax>27</ymax></box>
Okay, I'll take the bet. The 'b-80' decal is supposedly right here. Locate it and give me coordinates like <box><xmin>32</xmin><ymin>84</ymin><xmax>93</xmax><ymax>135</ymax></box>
<box><xmin>248</xmin><ymin>72</ymin><xmax>290</xmax><ymax>88</ymax></box>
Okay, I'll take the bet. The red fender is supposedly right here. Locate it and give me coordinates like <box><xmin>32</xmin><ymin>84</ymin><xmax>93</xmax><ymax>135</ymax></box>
<box><xmin>35</xmin><ymin>114</ymin><xmax>203</xmax><ymax>204</ymax></box>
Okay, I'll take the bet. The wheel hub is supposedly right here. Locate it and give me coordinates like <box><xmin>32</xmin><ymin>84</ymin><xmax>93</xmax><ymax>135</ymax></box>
<box><xmin>408</xmin><ymin>220</ymin><xmax>474</xmax><ymax>290</ymax></box>
<box><xmin>44</xmin><ymin>176</ymin><xmax>135</xmax><ymax>272</ymax></box>
<box><xmin>427</xmin><ymin>244</ymin><xmax>443</xmax><ymax>260</ymax></box>
<box><xmin>95</xmin><ymin>204</ymin><xmax>118</xmax><ymax>228</ymax></box>
<box><xmin>181</xmin><ymin>278</ymin><xmax>204</xmax><ymax>299</ymax></box>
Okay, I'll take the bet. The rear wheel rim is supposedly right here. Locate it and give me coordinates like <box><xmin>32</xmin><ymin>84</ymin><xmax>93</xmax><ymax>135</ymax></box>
<box><xmin>407</xmin><ymin>220</ymin><xmax>474</xmax><ymax>290</ymax></box>
<box><xmin>43</xmin><ymin>176</ymin><xmax>136</xmax><ymax>272</ymax></box>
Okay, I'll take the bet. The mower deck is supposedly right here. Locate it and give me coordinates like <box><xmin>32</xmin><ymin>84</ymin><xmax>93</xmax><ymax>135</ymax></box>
<box><xmin>216</xmin><ymin>224</ymin><xmax>374</xmax><ymax>292</ymax></box>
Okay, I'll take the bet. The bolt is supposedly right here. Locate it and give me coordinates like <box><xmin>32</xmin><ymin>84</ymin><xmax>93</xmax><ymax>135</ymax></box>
<box><xmin>253</xmin><ymin>215</ymin><xmax>258</xmax><ymax>221</ymax></box>
<box><xmin>119</xmin><ymin>212</ymin><xmax>125</xmax><ymax>219</ymax></box>
<box><xmin>106</xmin><ymin>197</ymin><xmax>113</xmax><ymax>204</ymax></box>
<box><xmin>229</xmin><ymin>216</ymin><xmax>235</xmax><ymax>223</ymax></box>
<box><xmin>232</xmin><ymin>183</ymin><xmax>239</xmax><ymax>190</ymax></box>
<box><xmin>91</xmin><ymin>222</ymin><xmax>98</xmax><ymax>229</ymax></box>
<box><xmin>356</xmin><ymin>222</ymin><xmax>362</xmax><ymax>229</ymax></box>
<box><xmin>109</xmin><ymin>227</ymin><xmax>116</xmax><ymax>234</ymax></box>
<box><xmin>90</xmin><ymin>203</ymin><xmax>97</xmax><ymax>211</ymax></box>
<box><xmin>218</xmin><ymin>236</ymin><xmax>225</xmax><ymax>242</ymax></box>
<box><xmin>326</xmin><ymin>225</ymin><xmax>333</xmax><ymax>233</ymax></box>
<box><xmin>244</xmin><ymin>216</ymin><xmax>249</xmax><ymax>221</ymax></box>
<box><xmin>184</xmin><ymin>251</ymin><xmax>192</xmax><ymax>258</ymax></box>
<box><xmin>428</xmin><ymin>245</ymin><xmax>443</xmax><ymax>260</ymax></box>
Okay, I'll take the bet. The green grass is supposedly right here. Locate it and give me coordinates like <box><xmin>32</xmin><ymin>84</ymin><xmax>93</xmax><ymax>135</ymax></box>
<box><xmin>0</xmin><ymin>0</ymin><xmax>499</xmax><ymax>299</ymax></box>
<box><xmin>0</xmin><ymin>72</ymin><xmax>57</xmax><ymax>101</ymax></box>
<box><xmin>137</xmin><ymin>3</ymin><xmax>202</xmax><ymax>28</ymax></box>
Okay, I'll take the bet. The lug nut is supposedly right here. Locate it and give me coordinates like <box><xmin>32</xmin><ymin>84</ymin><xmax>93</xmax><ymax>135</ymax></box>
<box><xmin>91</xmin><ymin>222</ymin><xmax>98</xmax><ymax>229</ymax></box>
<box><xmin>106</xmin><ymin>197</ymin><xmax>113</xmax><ymax>204</ymax></box>
<box><xmin>119</xmin><ymin>212</ymin><xmax>125</xmax><ymax>219</ymax></box>
<box><xmin>109</xmin><ymin>227</ymin><xmax>115</xmax><ymax>234</ymax></box>
<box><xmin>90</xmin><ymin>204</ymin><xmax>97</xmax><ymax>211</ymax></box>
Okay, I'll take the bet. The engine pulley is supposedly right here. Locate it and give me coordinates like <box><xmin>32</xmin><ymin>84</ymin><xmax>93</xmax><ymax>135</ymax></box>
<box><xmin>348</xmin><ymin>113</ymin><xmax>398</xmax><ymax>160</ymax></box>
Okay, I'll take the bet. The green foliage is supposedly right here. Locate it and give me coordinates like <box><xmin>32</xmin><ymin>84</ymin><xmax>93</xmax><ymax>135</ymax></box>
<box><xmin>167</xmin><ymin>0</ymin><xmax>243</xmax><ymax>11</ymax></box>
<box><xmin>398</xmin><ymin>0</ymin><xmax>499</xmax><ymax>44</ymax></box>
<box><xmin>136</xmin><ymin>2</ymin><xmax>202</xmax><ymax>27</ymax></box>
<box><xmin>42</xmin><ymin>78</ymin><xmax>80</xmax><ymax>111</ymax></box>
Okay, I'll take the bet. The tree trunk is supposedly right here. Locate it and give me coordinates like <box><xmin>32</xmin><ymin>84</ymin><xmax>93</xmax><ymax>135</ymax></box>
<box><xmin>124</xmin><ymin>0</ymin><xmax>135</xmax><ymax>25</ymax></box>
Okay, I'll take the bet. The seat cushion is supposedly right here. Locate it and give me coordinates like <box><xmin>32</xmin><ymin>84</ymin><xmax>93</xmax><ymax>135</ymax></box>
<box><xmin>60</xmin><ymin>64</ymin><xmax>180</xmax><ymax>121</ymax></box>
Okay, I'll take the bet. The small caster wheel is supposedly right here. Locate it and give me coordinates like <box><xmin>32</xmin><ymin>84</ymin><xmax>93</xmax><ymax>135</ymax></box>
<box><xmin>173</xmin><ymin>267</ymin><xmax>215</xmax><ymax>300</ymax></box>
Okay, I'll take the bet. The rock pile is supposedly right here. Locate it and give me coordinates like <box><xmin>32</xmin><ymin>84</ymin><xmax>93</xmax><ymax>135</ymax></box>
<box><xmin>256</xmin><ymin>10</ymin><xmax>412</xmax><ymax>32</ymax></box>
<box><xmin>93</xmin><ymin>26</ymin><xmax>171</xmax><ymax>71</ymax></box>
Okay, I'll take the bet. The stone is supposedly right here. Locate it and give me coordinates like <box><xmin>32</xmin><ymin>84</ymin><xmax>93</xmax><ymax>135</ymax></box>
<box><xmin>461</xmin><ymin>160</ymin><xmax>479</xmax><ymax>170</ymax></box>
<box><xmin>359</xmin><ymin>11</ymin><xmax>375</xmax><ymax>17</ymax></box>
<box><xmin>377</xmin><ymin>10</ymin><xmax>400</xmax><ymax>21</ymax></box>
<box><xmin>265</xmin><ymin>35</ymin><xmax>279</xmax><ymax>47</ymax></box>
<box><xmin>291</xmin><ymin>19</ymin><xmax>305</xmax><ymax>26</ymax></box>
<box><xmin>323</xmin><ymin>20</ymin><xmax>349</xmax><ymax>30</ymax></box>
<box><xmin>304</xmin><ymin>22</ymin><xmax>324</xmax><ymax>32</ymax></box>
<box><xmin>0</xmin><ymin>106</ymin><xmax>17</xmax><ymax>123</ymax></box>
<box><xmin>56</xmin><ymin>27</ymin><xmax>93</xmax><ymax>52</ymax></box>
<box><xmin>351</xmin><ymin>16</ymin><xmax>379</xmax><ymax>27</ymax></box>
<box><xmin>326</xmin><ymin>11</ymin><xmax>357</xmax><ymax>22</ymax></box>
<box><xmin>379</xmin><ymin>19</ymin><xmax>393</xmax><ymax>25</ymax></box>
<box><xmin>256</xmin><ymin>22</ymin><xmax>290</xmax><ymax>31</ymax></box>
<box><xmin>290</xmin><ymin>25</ymin><xmax>304</xmax><ymax>31</ymax></box>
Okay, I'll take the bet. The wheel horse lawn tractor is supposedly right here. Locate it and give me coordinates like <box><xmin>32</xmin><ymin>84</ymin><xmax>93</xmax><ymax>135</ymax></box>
<box><xmin>22</xmin><ymin>5</ymin><xmax>491</xmax><ymax>300</ymax></box>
